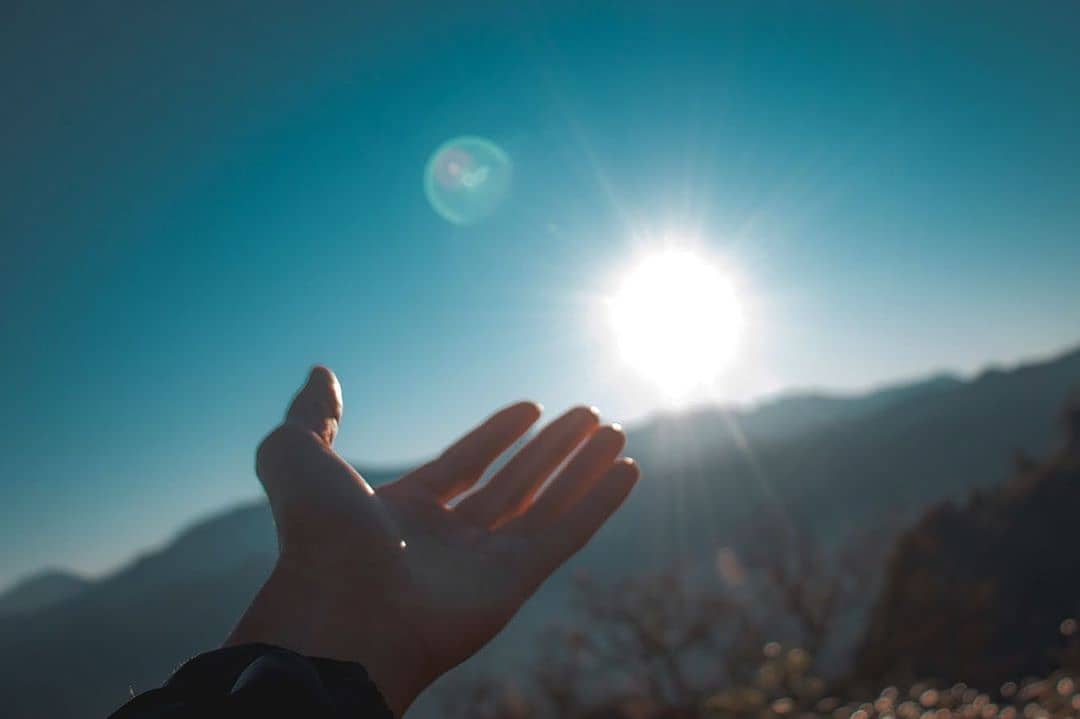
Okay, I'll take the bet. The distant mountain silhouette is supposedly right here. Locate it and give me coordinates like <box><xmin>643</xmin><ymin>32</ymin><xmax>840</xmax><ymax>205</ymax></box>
<box><xmin>0</xmin><ymin>569</ymin><xmax>89</xmax><ymax>615</ymax></box>
<box><xmin>1</xmin><ymin>346</ymin><xmax>1077</xmax><ymax>718</ymax></box>
<box><xmin>608</xmin><ymin>349</ymin><xmax>1078</xmax><ymax>574</ymax></box>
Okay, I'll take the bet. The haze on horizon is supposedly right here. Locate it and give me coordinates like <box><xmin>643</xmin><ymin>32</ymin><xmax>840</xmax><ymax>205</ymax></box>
<box><xmin>2</xmin><ymin>1</ymin><xmax>1079</xmax><ymax>589</ymax></box>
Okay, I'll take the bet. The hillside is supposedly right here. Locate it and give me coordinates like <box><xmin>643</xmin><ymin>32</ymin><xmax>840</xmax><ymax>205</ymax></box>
<box><xmin>1</xmin><ymin>346</ymin><xmax>1077</xmax><ymax>718</ymax></box>
<box><xmin>854</xmin><ymin>400</ymin><xmax>1080</xmax><ymax>689</ymax></box>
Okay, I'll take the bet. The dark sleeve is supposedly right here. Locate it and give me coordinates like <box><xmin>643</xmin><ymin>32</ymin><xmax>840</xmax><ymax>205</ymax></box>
<box><xmin>107</xmin><ymin>643</ymin><xmax>394</xmax><ymax>719</ymax></box>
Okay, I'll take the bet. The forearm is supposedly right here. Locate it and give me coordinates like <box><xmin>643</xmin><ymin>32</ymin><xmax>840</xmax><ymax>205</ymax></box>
<box><xmin>108</xmin><ymin>561</ymin><xmax>420</xmax><ymax>718</ymax></box>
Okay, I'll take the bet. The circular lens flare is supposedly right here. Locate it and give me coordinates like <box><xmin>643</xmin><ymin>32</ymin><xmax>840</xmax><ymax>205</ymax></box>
<box><xmin>609</xmin><ymin>250</ymin><xmax>742</xmax><ymax>398</ymax></box>
<box><xmin>424</xmin><ymin>136</ymin><xmax>512</xmax><ymax>225</ymax></box>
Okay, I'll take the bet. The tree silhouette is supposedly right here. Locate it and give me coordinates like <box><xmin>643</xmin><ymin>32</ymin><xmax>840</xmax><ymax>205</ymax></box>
<box><xmin>855</xmin><ymin>399</ymin><xmax>1080</xmax><ymax>689</ymax></box>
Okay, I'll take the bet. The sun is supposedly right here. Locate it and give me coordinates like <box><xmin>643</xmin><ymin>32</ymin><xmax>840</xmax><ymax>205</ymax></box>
<box><xmin>608</xmin><ymin>250</ymin><xmax>743</xmax><ymax>398</ymax></box>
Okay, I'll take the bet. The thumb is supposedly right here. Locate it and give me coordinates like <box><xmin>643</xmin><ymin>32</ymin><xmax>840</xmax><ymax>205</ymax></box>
<box><xmin>285</xmin><ymin>365</ymin><xmax>343</xmax><ymax>446</ymax></box>
<box><xmin>256</xmin><ymin>366</ymin><xmax>351</xmax><ymax>495</ymax></box>
<box><xmin>256</xmin><ymin>366</ymin><xmax>385</xmax><ymax>545</ymax></box>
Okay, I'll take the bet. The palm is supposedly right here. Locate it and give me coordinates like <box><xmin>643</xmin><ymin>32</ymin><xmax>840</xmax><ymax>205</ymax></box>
<box><xmin>247</xmin><ymin>367</ymin><xmax>638</xmax><ymax>712</ymax></box>
<box><xmin>377</xmin><ymin>493</ymin><xmax>531</xmax><ymax>658</ymax></box>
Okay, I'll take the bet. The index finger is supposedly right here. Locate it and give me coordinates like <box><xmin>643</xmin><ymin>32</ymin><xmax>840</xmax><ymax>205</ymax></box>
<box><xmin>391</xmin><ymin>401</ymin><xmax>543</xmax><ymax>503</ymax></box>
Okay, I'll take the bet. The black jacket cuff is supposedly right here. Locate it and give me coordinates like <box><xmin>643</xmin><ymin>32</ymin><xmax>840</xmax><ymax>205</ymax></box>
<box><xmin>108</xmin><ymin>643</ymin><xmax>393</xmax><ymax>718</ymax></box>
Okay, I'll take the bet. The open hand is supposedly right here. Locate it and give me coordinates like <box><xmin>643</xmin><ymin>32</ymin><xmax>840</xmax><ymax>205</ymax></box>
<box><xmin>226</xmin><ymin>367</ymin><xmax>639</xmax><ymax>715</ymax></box>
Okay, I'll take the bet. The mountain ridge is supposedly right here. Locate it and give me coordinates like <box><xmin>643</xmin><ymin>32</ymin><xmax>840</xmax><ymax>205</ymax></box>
<box><xmin>5</xmin><ymin>345</ymin><xmax>1076</xmax><ymax>601</ymax></box>
<box><xmin>2</xmin><ymin>344</ymin><xmax>1077</xmax><ymax>718</ymax></box>
<box><xmin>0</xmin><ymin>367</ymin><xmax>971</xmax><ymax>600</ymax></box>
<box><xmin>0</xmin><ymin>569</ymin><xmax>90</xmax><ymax>616</ymax></box>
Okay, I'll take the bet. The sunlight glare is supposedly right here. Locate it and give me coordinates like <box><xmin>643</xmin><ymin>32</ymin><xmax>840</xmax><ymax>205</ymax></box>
<box><xmin>609</xmin><ymin>250</ymin><xmax>743</xmax><ymax>399</ymax></box>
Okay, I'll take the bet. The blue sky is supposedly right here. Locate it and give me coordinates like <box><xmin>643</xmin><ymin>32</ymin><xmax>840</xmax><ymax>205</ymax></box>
<box><xmin>2</xmin><ymin>1</ymin><xmax>1079</xmax><ymax>588</ymax></box>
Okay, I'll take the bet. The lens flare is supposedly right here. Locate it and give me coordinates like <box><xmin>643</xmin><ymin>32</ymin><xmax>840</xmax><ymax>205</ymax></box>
<box><xmin>424</xmin><ymin>136</ymin><xmax>512</xmax><ymax>225</ymax></box>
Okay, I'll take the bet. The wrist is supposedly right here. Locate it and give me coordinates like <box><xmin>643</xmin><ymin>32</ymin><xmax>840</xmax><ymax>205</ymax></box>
<box><xmin>225</xmin><ymin>560</ymin><xmax>431</xmax><ymax>716</ymax></box>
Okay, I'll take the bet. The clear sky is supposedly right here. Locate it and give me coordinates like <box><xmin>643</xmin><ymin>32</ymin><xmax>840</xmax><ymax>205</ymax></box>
<box><xmin>2</xmin><ymin>1</ymin><xmax>1079</xmax><ymax>588</ymax></box>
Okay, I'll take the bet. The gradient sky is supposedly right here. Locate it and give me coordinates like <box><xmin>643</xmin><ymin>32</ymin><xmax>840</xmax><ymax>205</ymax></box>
<box><xmin>3</xmin><ymin>1</ymin><xmax>1079</xmax><ymax>588</ymax></box>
